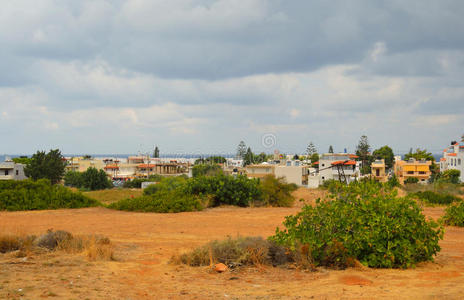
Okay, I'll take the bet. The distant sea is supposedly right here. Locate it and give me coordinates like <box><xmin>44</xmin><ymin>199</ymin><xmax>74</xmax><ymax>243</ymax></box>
<box><xmin>0</xmin><ymin>153</ymin><xmax>236</xmax><ymax>162</ymax></box>
<box><xmin>1</xmin><ymin>153</ymin><xmax>443</xmax><ymax>162</ymax></box>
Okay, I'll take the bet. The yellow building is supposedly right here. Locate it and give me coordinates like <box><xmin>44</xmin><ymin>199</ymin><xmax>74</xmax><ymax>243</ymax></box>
<box><xmin>371</xmin><ymin>159</ymin><xmax>387</xmax><ymax>182</ymax></box>
<box><xmin>394</xmin><ymin>158</ymin><xmax>431</xmax><ymax>184</ymax></box>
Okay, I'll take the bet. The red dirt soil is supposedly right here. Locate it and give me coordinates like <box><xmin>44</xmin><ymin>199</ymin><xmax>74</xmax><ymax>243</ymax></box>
<box><xmin>1</xmin><ymin>189</ymin><xmax>464</xmax><ymax>299</ymax></box>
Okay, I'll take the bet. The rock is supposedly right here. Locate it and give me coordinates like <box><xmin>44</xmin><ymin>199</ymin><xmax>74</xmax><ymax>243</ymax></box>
<box><xmin>35</xmin><ymin>230</ymin><xmax>72</xmax><ymax>250</ymax></box>
<box><xmin>214</xmin><ymin>263</ymin><xmax>228</xmax><ymax>273</ymax></box>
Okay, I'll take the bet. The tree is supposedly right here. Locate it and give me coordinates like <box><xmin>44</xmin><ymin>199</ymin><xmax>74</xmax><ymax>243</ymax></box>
<box><xmin>293</xmin><ymin>154</ymin><xmax>300</xmax><ymax>160</ymax></box>
<box><xmin>328</xmin><ymin>145</ymin><xmax>334</xmax><ymax>153</ymax></box>
<box><xmin>195</xmin><ymin>156</ymin><xmax>226</xmax><ymax>165</ymax></box>
<box><xmin>65</xmin><ymin>168</ymin><xmax>112</xmax><ymax>190</ymax></box>
<box><xmin>192</xmin><ymin>164</ymin><xmax>223</xmax><ymax>177</ymax></box>
<box><xmin>310</xmin><ymin>153</ymin><xmax>319</xmax><ymax>167</ymax></box>
<box><xmin>24</xmin><ymin>149</ymin><xmax>66</xmax><ymax>184</ymax></box>
<box><xmin>153</xmin><ymin>146</ymin><xmax>160</xmax><ymax>158</ymax></box>
<box><xmin>243</xmin><ymin>147</ymin><xmax>254</xmax><ymax>166</ymax></box>
<box><xmin>306</xmin><ymin>142</ymin><xmax>317</xmax><ymax>156</ymax></box>
<box><xmin>254</xmin><ymin>152</ymin><xmax>269</xmax><ymax>164</ymax></box>
<box><xmin>404</xmin><ymin>148</ymin><xmax>434</xmax><ymax>162</ymax></box>
<box><xmin>356</xmin><ymin>135</ymin><xmax>372</xmax><ymax>175</ymax></box>
<box><xmin>438</xmin><ymin>169</ymin><xmax>461</xmax><ymax>184</ymax></box>
<box><xmin>236</xmin><ymin>141</ymin><xmax>247</xmax><ymax>159</ymax></box>
<box><xmin>372</xmin><ymin>145</ymin><xmax>395</xmax><ymax>170</ymax></box>
<box><xmin>12</xmin><ymin>156</ymin><xmax>32</xmax><ymax>165</ymax></box>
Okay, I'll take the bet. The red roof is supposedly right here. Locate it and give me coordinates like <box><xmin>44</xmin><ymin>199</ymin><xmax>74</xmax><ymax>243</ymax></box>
<box><xmin>440</xmin><ymin>158</ymin><xmax>446</xmax><ymax>161</ymax></box>
<box><xmin>448</xmin><ymin>153</ymin><xmax>457</xmax><ymax>157</ymax></box>
<box><xmin>331</xmin><ymin>160</ymin><xmax>356</xmax><ymax>166</ymax></box>
<box><xmin>137</xmin><ymin>164</ymin><xmax>155</xmax><ymax>168</ymax></box>
<box><xmin>104</xmin><ymin>165</ymin><xmax>119</xmax><ymax>170</ymax></box>
<box><xmin>349</xmin><ymin>154</ymin><xmax>359</xmax><ymax>159</ymax></box>
<box><xmin>313</xmin><ymin>162</ymin><xmax>319</xmax><ymax>165</ymax></box>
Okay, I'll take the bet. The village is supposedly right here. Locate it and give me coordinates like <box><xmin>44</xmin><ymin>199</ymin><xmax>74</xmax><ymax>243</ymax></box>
<box><xmin>2</xmin><ymin>134</ymin><xmax>464</xmax><ymax>187</ymax></box>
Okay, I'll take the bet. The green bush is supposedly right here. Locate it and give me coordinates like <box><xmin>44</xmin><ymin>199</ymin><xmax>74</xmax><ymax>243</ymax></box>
<box><xmin>123</xmin><ymin>178</ymin><xmax>148</xmax><ymax>188</ymax></box>
<box><xmin>442</xmin><ymin>201</ymin><xmax>464</xmax><ymax>226</ymax></box>
<box><xmin>192</xmin><ymin>164</ymin><xmax>223</xmax><ymax>177</ymax></box>
<box><xmin>386</xmin><ymin>174</ymin><xmax>400</xmax><ymax>188</ymax></box>
<box><xmin>143</xmin><ymin>176</ymin><xmax>188</xmax><ymax>196</ymax></box>
<box><xmin>438</xmin><ymin>169</ymin><xmax>461</xmax><ymax>184</ymax></box>
<box><xmin>271</xmin><ymin>181</ymin><xmax>443</xmax><ymax>268</ymax></box>
<box><xmin>259</xmin><ymin>175</ymin><xmax>297</xmax><ymax>207</ymax></box>
<box><xmin>0</xmin><ymin>179</ymin><xmax>100</xmax><ymax>211</ymax></box>
<box><xmin>64</xmin><ymin>168</ymin><xmax>112</xmax><ymax>191</ymax></box>
<box><xmin>185</xmin><ymin>174</ymin><xmax>261</xmax><ymax>207</ymax></box>
<box><xmin>412</xmin><ymin>191</ymin><xmax>461</xmax><ymax>205</ymax></box>
<box><xmin>108</xmin><ymin>191</ymin><xmax>204</xmax><ymax>213</ymax></box>
<box><xmin>404</xmin><ymin>177</ymin><xmax>419</xmax><ymax>184</ymax></box>
<box><xmin>110</xmin><ymin>173</ymin><xmax>296</xmax><ymax>213</ymax></box>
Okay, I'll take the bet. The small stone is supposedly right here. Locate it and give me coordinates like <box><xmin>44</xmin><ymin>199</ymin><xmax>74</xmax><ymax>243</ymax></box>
<box><xmin>214</xmin><ymin>263</ymin><xmax>228</xmax><ymax>273</ymax></box>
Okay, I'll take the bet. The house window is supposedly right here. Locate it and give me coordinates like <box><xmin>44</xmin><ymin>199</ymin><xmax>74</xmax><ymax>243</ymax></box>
<box><xmin>322</xmin><ymin>164</ymin><xmax>325</xmax><ymax>167</ymax></box>
<box><xmin>322</xmin><ymin>176</ymin><xmax>325</xmax><ymax>180</ymax></box>
<box><xmin>459</xmin><ymin>159</ymin><xmax>462</xmax><ymax>165</ymax></box>
<box><xmin>419</xmin><ymin>171</ymin><xmax>425</xmax><ymax>175</ymax></box>
<box><xmin>407</xmin><ymin>171</ymin><xmax>414</xmax><ymax>174</ymax></box>
<box><xmin>5</xmin><ymin>170</ymin><xmax>8</xmax><ymax>176</ymax></box>
<box><xmin>16</xmin><ymin>170</ymin><xmax>19</xmax><ymax>176</ymax></box>
<box><xmin>286</xmin><ymin>161</ymin><xmax>291</xmax><ymax>166</ymax></box>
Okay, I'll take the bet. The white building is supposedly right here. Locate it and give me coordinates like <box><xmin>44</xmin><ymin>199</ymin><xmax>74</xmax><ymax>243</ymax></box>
<box><xmin>440</xmin><ymin>139</ymin><xmax>464</xmax><ymax>182</ymax></box>
<box><xmin>0</xmin><ymin>159</ymin><xmax>27</xmax><ymax>180</ymax></box>
<box><xmin>245</xmin><ymin>160</ymin><xmax>308</xmax><ymax>186</ymax></box>
<box><xmin>316</xmin><ymin>153</ymin><xmax>361</xmax><ymax>185</ymax></box>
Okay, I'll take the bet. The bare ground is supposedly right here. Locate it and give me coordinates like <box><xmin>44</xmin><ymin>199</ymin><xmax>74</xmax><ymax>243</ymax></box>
<box><xmin>1</xmin><ymin>189</ymin><xmax>464</xmax><ymax>299</ymax></box>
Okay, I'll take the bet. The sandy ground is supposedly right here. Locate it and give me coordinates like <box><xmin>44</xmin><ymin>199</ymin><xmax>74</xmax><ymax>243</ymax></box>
<box><xmin>1</xmin><ymin>189</ymin><xmax>464</xmax><ymax>299</ymax></box>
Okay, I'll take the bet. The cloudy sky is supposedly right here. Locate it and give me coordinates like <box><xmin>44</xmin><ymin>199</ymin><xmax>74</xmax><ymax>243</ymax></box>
<box><xmin>1</xmin><ymin>0</ymin><xmax>464</xmax><ymax>155</ymax></box>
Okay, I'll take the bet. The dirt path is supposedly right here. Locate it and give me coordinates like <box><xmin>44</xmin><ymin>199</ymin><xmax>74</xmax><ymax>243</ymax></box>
<box><xmin>1</xmin><ymin>201</ymin><xmax>464</xmax><ymax>299</ymax></box>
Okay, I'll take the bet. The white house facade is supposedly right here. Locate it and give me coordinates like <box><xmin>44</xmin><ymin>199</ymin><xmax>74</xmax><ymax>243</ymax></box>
<box><xmin>440</xmin><ymin>140</ymin><xmax>464</xmax><ymax>183</ymax></box>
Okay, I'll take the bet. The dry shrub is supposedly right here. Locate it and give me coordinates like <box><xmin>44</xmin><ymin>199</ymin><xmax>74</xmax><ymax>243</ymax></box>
<box><xmin>0</xmin><ymin>230</ymin><xmax>113</xmax><ymax>261</ymax></box>
<box><xmin>0</xmin><ymin>234</ymin><xmax>22</xmax><ymax>253</ymax></box>
<box><xmin>172</xmin><ymin>236</ymin><xmax>289</xmax><ymax>268</ymax></box>
<box><xmin>58</xmin><ymin>235</ymin><xmax>114</xmax><ymax>261</ymax></box>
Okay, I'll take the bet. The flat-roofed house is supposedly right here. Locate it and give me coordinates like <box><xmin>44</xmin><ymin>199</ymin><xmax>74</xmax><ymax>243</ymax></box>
<box><xmin>394</xmin><ymin>158</ymin><xmax>431</xmax><ymax>184</ymax></box>
<box><xmin>317</xmin><ymin>153</ymin><xmax>360</xmax><ymax>184</ymax></box>
<box><xmin>440</xmin><ymin>139</ymin><xmax>464</xmax><ymax>183</ymax></box>
<box><xmin>0</xmin><ymin>159</ymin><xmax>27</xmax><ymax>180</ymax></box>
<box><xmin>245</xmin><ymin>161</ymin><xmax>308</xmax><ymax>186</ymax></box>
<box><xmin>371</xmin><ymin>159</ymin><xmax>387</xmax><ymax>182</ymax></box>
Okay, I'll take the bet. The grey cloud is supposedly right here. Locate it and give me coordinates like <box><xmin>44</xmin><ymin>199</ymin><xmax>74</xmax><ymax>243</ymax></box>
<box><xmin>2</xmin><ymin>0</ymin><xmax>464</xmax><ymax>82</ymax></box>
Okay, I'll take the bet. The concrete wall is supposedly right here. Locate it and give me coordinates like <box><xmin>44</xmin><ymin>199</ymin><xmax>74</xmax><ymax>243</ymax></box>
<box><xmin>274</xmin><ymin>166</ymin><xmax>304</xmax><ymax>185</ymax></box>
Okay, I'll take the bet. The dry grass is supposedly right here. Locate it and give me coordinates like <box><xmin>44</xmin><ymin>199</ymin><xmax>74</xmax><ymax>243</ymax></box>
<box><xmin>58</xmin><ymin>235</ymin><xmax>114</xmax><ymax>261</ymax></box>
<box><xmin>0</xmin><ymin>230</ymin><xmax>114</xmax><ymax>261</ymax></box>
<box><xmin>82</xmin><ymin>188</ymin><xmax>143</xmax><ymax>205</ymax></box>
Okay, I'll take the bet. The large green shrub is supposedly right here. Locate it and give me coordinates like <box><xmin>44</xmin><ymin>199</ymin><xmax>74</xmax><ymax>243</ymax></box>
<box><xmin>259</xmin><ymin>175</ymin><xmax>297</xmax><ymax>207</ymax></box>
<box><xmin>184</xmin><ymin>174</ymin><xmax>261</xmax><ymax>207</ymax></box>
<box><xmin>0</xmin><ymin>179</ymin><xmax>100</xmax><ymax>211</ymax></box>
<box><xmin>438</xmin><ymin>169</ymin><xmax>461</xmax><ymax>184</ymax></box>
<box><xmin>271</xmin><ymin>181</ymin><xmax>443</xmax><ymax>268</ymax></box>
<box><xmin>442</xmin><ymin>201</ymin><xmax>464</xmax><ymax>226</ymax></box>
<box><xmin>108</xmin><ymin>190</ymin><xmax>204</xmax><ymax>213</ymax></box>
<box><xmin>64</xmin><ymin>167</ymin><xmax>112</xmax><ymax>191</ymax></box>
<box><xmin>412</xmin><ymin>191</ymin><xmax>461</xmax><ymax>205</ymax></box>
<box><xmin>110</xmin><ymin>173</ymin><xmax>295</xmax><ymax>213</ymax></box>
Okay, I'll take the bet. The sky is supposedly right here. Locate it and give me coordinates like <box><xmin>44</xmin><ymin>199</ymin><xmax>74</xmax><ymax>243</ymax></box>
<box><xmin>1</xmin><ymin>0</ymin><xmax>464</xmax><ymax>156</ymax></box>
